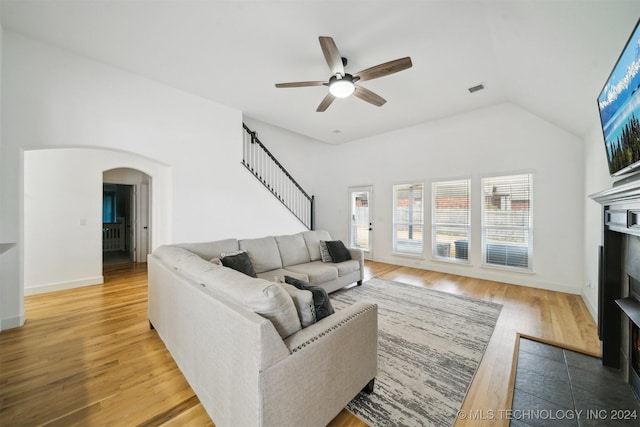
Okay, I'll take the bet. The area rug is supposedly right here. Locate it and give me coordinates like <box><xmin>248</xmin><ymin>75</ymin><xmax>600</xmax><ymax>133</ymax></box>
<box><xmin>330</xmin><ymin>277</ymin><xmax>503</xmax><ymax>427</ymax></box>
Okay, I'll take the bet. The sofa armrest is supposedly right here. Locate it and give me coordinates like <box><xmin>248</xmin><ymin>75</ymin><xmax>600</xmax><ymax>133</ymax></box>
<box><xmin>283</xmin><ymin>300</ymin><xmax>376</xmax><ymax>353</ymax></box>
<box><xmin>348</xmin><ymin>248</ymin><xmax>365</xmax><ymax>284</ymax></box>
<box><xmin>348</xmin><ymin>247</ymin><xmax>364</xmax><ymax>265</ymax></box>
<box><xmin>262</xmin><ymin>301</ymin><xmax>378</xmax><ymax>426</ymax></box>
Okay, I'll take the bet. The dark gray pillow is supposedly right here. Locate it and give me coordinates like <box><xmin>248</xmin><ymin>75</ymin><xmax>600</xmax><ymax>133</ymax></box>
<box><xmin>325</xmin><ymin>240</ymin><xmax>352</xmax><ymax>263</ymax></box>
<box><xmin>221</xmin><ymin>251</ymin><xmax>257</xmax><ymax>278</ymax></box>
<box><xmin>284</xmin><ymin>276</ymin><xmax>334</xmax><ymax>321</ymax></box>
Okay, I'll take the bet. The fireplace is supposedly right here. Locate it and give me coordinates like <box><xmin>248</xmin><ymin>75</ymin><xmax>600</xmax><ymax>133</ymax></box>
<box><xmin>616</xmin><ymin>274</ymin><xmax>640</xmax><ymax>400</ymax></box>
<box><xmin>632</xmin><ymin>323</ymin><xmax>640</xmax><ymax>400</ymax></box>
<box><xmin>591</xmin><ymin>176</ymin><xmax>640</xmax><ymax>404</ymax></box>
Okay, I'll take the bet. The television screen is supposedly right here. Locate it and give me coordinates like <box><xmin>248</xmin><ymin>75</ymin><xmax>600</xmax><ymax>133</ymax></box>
<box><xmin>598</xmin><ymin>18</ymin><xmax>640</xmax><ymax>177</ymax></box>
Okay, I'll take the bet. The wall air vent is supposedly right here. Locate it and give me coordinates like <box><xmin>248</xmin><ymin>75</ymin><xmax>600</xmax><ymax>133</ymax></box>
<box><xmin>468</xmin><ymin>83</ymin><xmax>485</xmax><ymax>93</ymax></box>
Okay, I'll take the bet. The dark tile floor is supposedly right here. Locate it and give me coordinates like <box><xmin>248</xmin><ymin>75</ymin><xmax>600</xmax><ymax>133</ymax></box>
<box><xmin>510</xmin><ymin>338</ymin><xmax>640</xmax><ymax>427</ymax></box>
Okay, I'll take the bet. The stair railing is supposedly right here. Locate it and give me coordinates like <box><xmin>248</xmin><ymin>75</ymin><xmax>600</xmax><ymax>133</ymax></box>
<box><xmin>242</xmin><ymin>123</ymin><xmax>315</xmax><ymax>230</ymax></box>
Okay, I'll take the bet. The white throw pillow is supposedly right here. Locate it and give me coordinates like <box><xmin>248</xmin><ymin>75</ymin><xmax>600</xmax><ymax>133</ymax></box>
<box><xmin>319</xmin><ymin>240</ymin><xmax>333</xmax><ymax>262</ymax></box>
<box><xmin>280</xmin><ymin>283</ymin><xmax>316</xmax><ymax>328</ymax></box>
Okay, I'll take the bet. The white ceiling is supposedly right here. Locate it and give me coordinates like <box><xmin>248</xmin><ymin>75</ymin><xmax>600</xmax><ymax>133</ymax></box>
<box><xmin>1</xmin><ymin>0</ymin><xmax>639</xmax><ymax>144</ymax></box>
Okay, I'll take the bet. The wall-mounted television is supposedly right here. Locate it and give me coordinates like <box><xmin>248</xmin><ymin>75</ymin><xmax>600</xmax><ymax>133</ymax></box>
<box><xmin>598</xmin><ymin>18</ymin><xmax>640</xmax><ymax>177</ymax></box>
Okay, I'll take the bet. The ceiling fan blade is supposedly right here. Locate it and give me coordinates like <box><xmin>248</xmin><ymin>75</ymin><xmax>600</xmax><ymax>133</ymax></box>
<box><xmin>354</xmin><ymin>86</ymin><xmax>386</xmax><ymax>107</ymax></box>
<box><xmin>319</xmin><ymin>36</ymin><xmax>344</xmax><ymax>76</ymax></box>
<box><xmin>275</xmin><ymin>81</ymin><xmax>325</xmax><ymax>88</ymax></box>
<box><xmin>316</xmin><ymin>93</ymin><xmax>336</xmax><ymax>112</ymax></box>
<box><xmin>354</xmin><ymin>57</ymin><xmax>413</xmax><ymax>82</ymax></box>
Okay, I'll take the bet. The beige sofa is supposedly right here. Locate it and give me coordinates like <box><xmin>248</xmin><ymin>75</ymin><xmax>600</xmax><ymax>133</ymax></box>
<box><xmin>174</xmin><ymin>229</ymin><xmax>364</xmax><ymax>293</ymax></box>
<box><xmin>147</xmin><ymin>230</ymin><xmax>378</xmax><ymax>427</ymax></box>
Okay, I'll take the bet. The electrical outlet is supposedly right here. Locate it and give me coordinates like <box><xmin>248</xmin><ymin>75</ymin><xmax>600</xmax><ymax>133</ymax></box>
<box><xmin>586</xmin><ymin>280</ymin><xmax>591</xmax><ymax>289</ymax></box>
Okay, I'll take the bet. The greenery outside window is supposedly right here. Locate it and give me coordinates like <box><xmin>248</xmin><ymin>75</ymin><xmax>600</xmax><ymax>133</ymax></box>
<box><xmin>481</xmin><ymin>173</ymin><xmax>533</xmax><ymax>270</ymax></box>
<box><xmin>432</xmin><ymin>179</ymin><xmax>471</xmax><ymax>261</ymax></box>
<box><xmin>393</xmin><ymin>183</ymin><xmax>424</xmax><ymax>256</ymax></box>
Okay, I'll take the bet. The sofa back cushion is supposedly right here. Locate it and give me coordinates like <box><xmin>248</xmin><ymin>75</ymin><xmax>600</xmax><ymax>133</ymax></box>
<box><xmin>200</xmin><ymin>266</ymin><xmax>302</xmax><ymax>339</ymax></box>
<box><xmin>301</xmin><ymin>230</ymin><xmax>332</xmax><ymax>261</ymax></box>
<box><xmin>175</xmin><ymin>238</ymin><xmax>239</xmax><ymax>261</ymax></box>
<box><xmin>154</xmin><ymin>245</ymin><xmax>221</xmax><ymax>284</ymax></box>
<box><xmin>239</xmin><ymin>236</ymin><xmax>283</xmax><ymax>273</ymax></box>
<box><xmin>275</xmin><ymin>234</ymin><xmax>311</xmax><ymax>267</ymax></box>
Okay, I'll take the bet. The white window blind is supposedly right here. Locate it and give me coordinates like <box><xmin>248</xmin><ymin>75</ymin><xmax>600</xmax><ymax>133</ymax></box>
<box><xmin>432</xmin><ymin>179</ymin><xmax>470</xmax><ymax>261</ymax></box>
<box><xmin>481</xmin><ymin>174</ymin><xmax>532</xmax><ymax>270</ymax></box>
<box><xmin>393</xmin><ymin>183</ymin><xmax>424</xmax><ymax>255</ymax></box>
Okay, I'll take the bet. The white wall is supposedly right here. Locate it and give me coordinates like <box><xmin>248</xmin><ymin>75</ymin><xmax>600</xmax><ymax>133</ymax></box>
<box><xmin>248</xmin><ymin>103</ymin><xmax>587</xmax><ymax>294</ymax></box>
<box><xmin>1</xmin><ymin>32</ymin><xmax>305</xmax><ymax>328</ymax></box>
<box><xmin>23</xmin><ymin>148</ymin><xmax>171</xmax><ymax>294</ymax></box>
<box><xmin>582</xmin><ymin>120</ymin><xmax>615</xmax><ymax>317</ymax></box>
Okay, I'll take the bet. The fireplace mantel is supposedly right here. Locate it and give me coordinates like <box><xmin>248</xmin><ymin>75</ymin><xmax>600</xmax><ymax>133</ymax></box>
<box><xmin>591</xmin><ymin>174</ymin><xmax>640</xmax><ymax>206</ymax></box>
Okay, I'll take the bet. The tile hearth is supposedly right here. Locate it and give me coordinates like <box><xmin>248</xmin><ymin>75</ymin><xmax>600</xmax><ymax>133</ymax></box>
<box><xmin>510</xmin><ymin>338</ymin><xmax>640</xmax><ymax>427</ymax></box>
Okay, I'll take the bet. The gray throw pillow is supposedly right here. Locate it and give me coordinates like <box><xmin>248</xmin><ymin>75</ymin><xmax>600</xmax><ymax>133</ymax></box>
<box><xmin>325</xmin><ymin>240</ymin><xmax>352</xmax><ymax>263</ymax></box>
<box><xmin>284</xmin><ymin>275</ymin><xmax>334</xmax><ymax>321</ymax></box>
<box><xmin>221</xmin><ymin>251</ymin><xmax>257</xmax><ymax>278</ymax></box>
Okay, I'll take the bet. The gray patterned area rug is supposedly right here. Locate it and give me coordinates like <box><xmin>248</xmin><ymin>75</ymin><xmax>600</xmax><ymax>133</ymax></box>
<box><xmin>330</xmin><ymin>277</ymin><xmax>502</xmax><ymax>427</ymax></box>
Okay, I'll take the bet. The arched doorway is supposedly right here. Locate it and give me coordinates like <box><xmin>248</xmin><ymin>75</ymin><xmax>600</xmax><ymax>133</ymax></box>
<box><xmin>102</xmin><ymin>168</ymin><xmax>151</xmax><ymax>266</ymax></box>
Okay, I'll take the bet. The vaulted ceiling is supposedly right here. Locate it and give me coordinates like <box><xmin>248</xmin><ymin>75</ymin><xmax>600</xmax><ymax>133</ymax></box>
<box><xmin>1</xmin><ymin>0</ymin><xmax>639</xmax><ymax>144</ymax></box>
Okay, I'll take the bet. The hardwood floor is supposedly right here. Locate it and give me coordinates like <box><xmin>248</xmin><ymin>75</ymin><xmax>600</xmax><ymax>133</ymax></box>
<box><xmin>0</xmin><ymin>261</ymin><xmax>599</xmax><ymax>426</ymax></box>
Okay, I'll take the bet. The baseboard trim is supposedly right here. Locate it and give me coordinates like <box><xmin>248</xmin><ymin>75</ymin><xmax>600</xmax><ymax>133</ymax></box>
<box><xmin>24</xmin><ymin>276</ymin><xmax>104</xmax><ymax>296</ymax></box>
<box><xmin>374</xmin><ymin>255</ymin><xmax>581</xmax><ymax>295</ymax></box>
<box><xmin>1</xmin><ymin>313</ymin><xmax>25</xmax><ymax>331</ymax></box>
<box><xmin>581</xmin><ymin>291</ymin><xmax>598</xmax><ymax>322</ymax></box>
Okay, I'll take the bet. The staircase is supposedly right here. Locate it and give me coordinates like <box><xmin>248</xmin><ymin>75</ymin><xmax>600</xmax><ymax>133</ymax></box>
<box><xmin>242</xmin><ymin>123</ymin><xmax>315</xmax><ymax>229</ymax></box>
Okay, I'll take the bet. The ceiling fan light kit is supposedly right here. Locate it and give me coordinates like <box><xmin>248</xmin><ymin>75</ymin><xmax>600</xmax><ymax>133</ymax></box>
<box><xmin>275</xmin><ymin>36</ymin><xmax>412</xmax><ymax>111</ymax></box>
<box><xmin>328</xmin><ymin>74</ymin><xmax>356</xmax><ymax>98</ymax></box>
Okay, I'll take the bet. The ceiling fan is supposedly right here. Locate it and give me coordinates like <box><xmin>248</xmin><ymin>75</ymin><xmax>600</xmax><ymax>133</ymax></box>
<box><xmin>275</xmin><ymin>36</ymin><xmax>412</xmax><ymax>112</ymax></box>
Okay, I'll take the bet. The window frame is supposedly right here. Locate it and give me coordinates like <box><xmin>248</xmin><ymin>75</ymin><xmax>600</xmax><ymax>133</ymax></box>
<box><xmin>480</xmin><ymin>172</ymin><xmax>533</xmax><ymax>272</ymax></box>
<box><xmin>431</xmin><ymin>177</ymin><xmax>472</xmax><ymax>264</ymax></box>
<box><xmin>392</xmin><ymin>181</ymin><xmax>425</xmax><ymax>257</ymax></box>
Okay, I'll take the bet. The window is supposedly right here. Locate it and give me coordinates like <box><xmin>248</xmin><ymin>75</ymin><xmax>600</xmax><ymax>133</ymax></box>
<box><xmin>393</xmin><ymin>183</ymin><xmax>424</xmax><ymax>255</ymax></box>
<box><xmin>432</xmin><ymin>179</ymin><xmax>470</xmax><ymax>261</ymax></box>
<box><xmin>481</xmin><ymin>174</ymin><xmax>532</xmax><ymax>270</ymax></box>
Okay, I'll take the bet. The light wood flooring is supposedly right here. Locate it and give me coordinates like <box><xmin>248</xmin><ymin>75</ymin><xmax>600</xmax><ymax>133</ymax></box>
<box><xmin>0</xmin><ymin>261</ymin><xmax>600</xmax><ymax>426</ymax></box>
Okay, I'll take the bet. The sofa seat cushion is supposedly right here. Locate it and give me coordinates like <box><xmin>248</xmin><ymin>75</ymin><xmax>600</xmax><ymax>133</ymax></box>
<box><xmin>239</xmin><ymin>236</ymin><xmax>283</xmax><ymax>274</ymax></box>
<box><xmin>275</xmin><ymin>234</ymin><xmax>311</xmax><ymax>267</ymax></box>
<box><xmin>285</xmin><ymin>261</ymin><xmax>338</xmax><ymax>285</ymax></box>
<box><xmin>199</xmin><ymin>266</ymin><xmax>301</xmax><ymax>339</ymax></box>
<box><xmin>301</xmin><ymin>230</ymin><xmax>332</xmax><ymax>261</ymax></box>
<box><xmin>335</xmin><ymin>259</ymin><xmax>360</xmax><ymax>276</ymax></box>
<box><xmin>256</xmin><ymin>269</ymin><xmax>309</xmax><ymax>283</ymax></box>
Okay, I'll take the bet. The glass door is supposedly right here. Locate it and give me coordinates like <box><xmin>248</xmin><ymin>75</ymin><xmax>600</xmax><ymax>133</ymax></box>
<box><xmin>348</xmin><ymin>186</ymin><xmax>373</xmax><ymax>260</ymax></box>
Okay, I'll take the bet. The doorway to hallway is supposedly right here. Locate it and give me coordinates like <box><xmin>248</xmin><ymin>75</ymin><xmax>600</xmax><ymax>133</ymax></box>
<box><xmin>102</xmin><ymin>168</ymin><xmax>151</xmax><ymax>268</ymax></box>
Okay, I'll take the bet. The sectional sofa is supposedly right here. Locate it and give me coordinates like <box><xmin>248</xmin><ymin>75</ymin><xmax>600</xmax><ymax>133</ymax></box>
<box><xmin>147</xmin><ymin>230</ymin><xmax>378</xmax><ymax>427</ymax></box>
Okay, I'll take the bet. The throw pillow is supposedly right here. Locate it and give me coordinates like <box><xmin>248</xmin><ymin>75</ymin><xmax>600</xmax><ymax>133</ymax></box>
<box><xmin>280</xmin><ymin>282</ymin><xmax>316</xmax><ymax>328</ymax></box>
<box><xmin>319</xmin><ymin>240</ymin><xmax>333</xmax><ymax>263</ymax></box>
<box><xmin>284</xmin><ymin>276</ymin><xmax>335</xmax><ymax>321</ymax></box>
<box><xmin>325</xmin><ymin>240</ymin><xmax>352</xmax><ymax>263</ymax></box>
<box><xmin>220</xmin><ymin>251</ymin><xmax>257</xmax><ymax>278</ymax></box>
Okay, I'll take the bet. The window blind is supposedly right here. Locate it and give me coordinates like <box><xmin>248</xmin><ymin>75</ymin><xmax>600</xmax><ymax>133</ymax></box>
<box><xmin>481</xmin><ymin>174</ymin><xmax>532</xmax><ymax>269</ymax></box>
<box><xmin>432</xmin><ymin>179</ymin><xmax>470</xmax><ymax>261</ymax></box>
<box><xmin>392</xmin><ymin>183</ymin><xmax>424</xmax><ymax>255</ymax></box>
